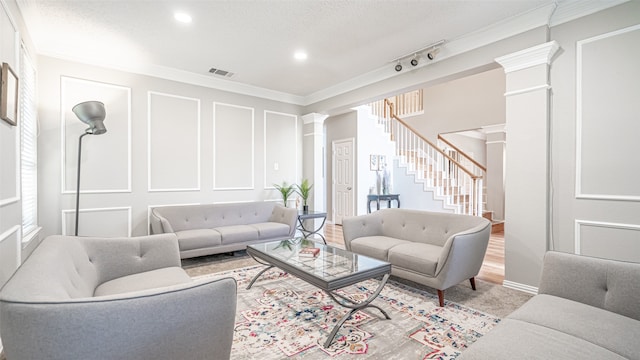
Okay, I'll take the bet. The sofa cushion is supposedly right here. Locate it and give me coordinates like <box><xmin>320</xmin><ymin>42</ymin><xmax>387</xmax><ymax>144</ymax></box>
<box><xmin>388</xmin><ymin>242</ymin><xmax>441</xmax><ymax>276</ymax></box>
<box><xmin>94</xmin><ymin>267</ymin><xmax>191</xmax><ymax>297</ymax></box>
<box><xmin>459</xmin><ymin>317</ymin><xmax>628</xmax><ymax>360</ymax></box>
<box><xmin>350</xmin><ymin>236</ymin><xmax>410</xmax><ymax>261</ymax></box>
<box><xmin>216</xmin><ymin>225</ymin><xmax>259</xmax><ymax>244</ymax></box>
<box><xmin>251</xmin><ymin>222</ymin><xmax>290</xmax><ymax>240</ymax></box>
<box><xmin>175</xmin><ymin>229</ymin><xmax>222</xmax><ymax>251</ymax></box>
<box><xmin>507</xmin><ymin>294</ymin><xmax>640</xmax><ymax>360</ymax></box>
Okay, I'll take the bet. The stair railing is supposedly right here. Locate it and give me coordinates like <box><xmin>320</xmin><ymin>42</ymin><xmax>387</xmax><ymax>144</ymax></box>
<box><xmin>380</xmin><ymin>100</ymin><xmax>483</xmax><ymax>216</ymax></box>
<box><xmin>437</xmin><ymin>134</ymin><xmax>486</xmax><ymax>179</ymax></box>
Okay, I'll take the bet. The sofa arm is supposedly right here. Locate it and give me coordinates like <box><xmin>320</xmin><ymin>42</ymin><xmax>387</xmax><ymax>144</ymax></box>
<box><xmin>269</xmin><ymin>205</ymin><xmax>298</xmax><ymax>237</ymax></box>
<box><xmin>342</xmin><ymin>213</ymin><xmax>384</xmax><ymax>251</ymax></box>
<box><xmin>150</xmin><ymin>208</ymin><xmax>174</xmax><ymax>234</ymax></box>
<box><xmin>539</xmin><ymin>251</ymin><xmax>640</xmax><ymax>321</ymax></box>
<box><xmin>433</xmin><ymin>221</ymin><xmax>491</xmax><ymax>289</ymax></box>
<box><xmin>0</xmin><ymin>277</ymin><xmax>238</xmax><ymax>360</ymax></box>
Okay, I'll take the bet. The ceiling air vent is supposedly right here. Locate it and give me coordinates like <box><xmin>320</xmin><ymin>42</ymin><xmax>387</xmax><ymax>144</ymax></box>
<box><xmin>208</xmin><ymin>68</ymin><xmax>234</xmax><ymax>78</ymax></box>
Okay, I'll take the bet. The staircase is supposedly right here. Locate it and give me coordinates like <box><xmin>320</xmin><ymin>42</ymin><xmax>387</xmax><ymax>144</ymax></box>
<box><xmin>368</xmin><ymin>97</ymin><xmax>484</xmax><ymax>216</ymax></box>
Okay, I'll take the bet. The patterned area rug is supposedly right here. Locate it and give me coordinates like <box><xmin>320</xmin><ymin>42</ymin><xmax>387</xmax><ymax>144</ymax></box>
<box><xmin>194</xmin><ymin>265</ymin><xmax>501</xmax><ymax>359</ymax></box>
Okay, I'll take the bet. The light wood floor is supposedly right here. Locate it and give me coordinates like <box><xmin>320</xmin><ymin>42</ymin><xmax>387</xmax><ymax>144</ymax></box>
<box><xmin>323</xmin><ymin>223</ymin><xmax>505</xmax><ymax>285</ymax></box>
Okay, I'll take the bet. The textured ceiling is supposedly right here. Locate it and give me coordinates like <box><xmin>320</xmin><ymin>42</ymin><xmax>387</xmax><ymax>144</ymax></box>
<box><xmin>17</xmin><ymin>0</ymin><xmax>551</xmax><ymax>98</ymax></box>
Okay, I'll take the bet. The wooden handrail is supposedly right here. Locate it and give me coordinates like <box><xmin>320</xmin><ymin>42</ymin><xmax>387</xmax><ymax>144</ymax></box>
<box><xmin>437</xmin><ymin>134</ymin><xmax>487</xmax><ymax>172</ymax></box>
<box><xmin>386</xmin><ymin>101</ymin><xmax>480</xmax><ymax>180</ymax></box>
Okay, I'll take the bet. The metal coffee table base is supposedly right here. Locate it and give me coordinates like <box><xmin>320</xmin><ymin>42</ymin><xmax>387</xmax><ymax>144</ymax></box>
<box><xmin>246</xmin><ymin>263</ymin><xmax>391</xmax><ymax>348</ymax></box>
<box><xmin>322</xmin><ymin>273</ymin><xmax>391</xmax><ymax>348</ymax></box>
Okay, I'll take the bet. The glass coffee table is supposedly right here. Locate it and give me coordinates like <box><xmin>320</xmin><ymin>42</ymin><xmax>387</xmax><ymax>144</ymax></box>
<box><xmin>246</xmin><ymin>238</ymin><xmax>392</xmax><ymax>348</ymax></box>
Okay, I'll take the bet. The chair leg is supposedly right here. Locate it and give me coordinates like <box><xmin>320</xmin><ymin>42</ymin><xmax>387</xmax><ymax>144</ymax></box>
<box><xmin>470</xmin><ymin>277</ymin><xmax>476</xmax><ymax>291</ymax></box>
<box><xmin>437</xmin><ymin>289</ymin><xmax>445</xmax><ymax>307</ymax></box>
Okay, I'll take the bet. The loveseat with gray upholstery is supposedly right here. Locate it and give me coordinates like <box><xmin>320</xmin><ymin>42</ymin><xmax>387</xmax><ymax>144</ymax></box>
<box><xmin>0</xmin><ymin>233</ymin><xmax>237</xmax><ymax>360</ymax></box>
<box><xmin>342</xmin><ymin>208</ymin><xmax>491</xmax><ymax>306</ymax></box>
<box><xmin>460</xmin><ymin>251</ymin><xmax>640</xmax><ymax>360</ymax></box>
<box><xmin>150</xmin><ymin>201</ymin><xmax>298</xmax><ymax>259</ymax></box>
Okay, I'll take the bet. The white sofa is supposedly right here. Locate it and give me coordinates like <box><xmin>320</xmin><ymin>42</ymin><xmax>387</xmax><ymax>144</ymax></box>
<box><xmin>0</xmin><ymin>234</ymin><xmax>237</xmax><ymax>360</ymax></box>
<box><xmin>460</xmin><ymin>251</ymin><xmax>640</xmax><ymax>359</ymax></box>
<box><xmin>342</xmin><ymin>208</ymin><xmax>491</xmax><ymax>306</ymax></box>
<box><xmin>150</xmin><ymin>201</ymin><xmax>298</xmax><ymax>259</ymax></box>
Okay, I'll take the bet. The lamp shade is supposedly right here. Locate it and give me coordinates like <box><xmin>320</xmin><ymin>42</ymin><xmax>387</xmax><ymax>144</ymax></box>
<box><xmin>72</xmin><ymin>101</ymin><xmax>107</xmax><ymax>135</ymax></box>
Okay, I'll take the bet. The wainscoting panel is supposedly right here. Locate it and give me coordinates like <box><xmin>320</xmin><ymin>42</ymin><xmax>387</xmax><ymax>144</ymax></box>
<box><xmin>264</xmin><ymin>111</ymin><xmax>297</xmax><ymax>189</ymax></box>
<box><xmin>576</xmin><ymin>24</ymin><xmax>640</xmax><ymax>201</ymax></box>
<box><xmin>148</xmin><ymin>92</ymin><xmax>200</xmax><ymax>191</ymax></box>
<box><xmin>61</xmin><ymin>77</ymin><xmax>131</xmax><ymax>194</ymax></box>
<box><xmin>0</xmin><ymin>123</ymin><xmax>18</xmax><ymax>205</ymax></box>
<box><xmin>213</xmin><ymin>102</ymin><xmax>254</xmax><ymax>190</ymax></box>
<box><xmin>0</xmin><ymin>225</ymin><xmax>20</xmax><ymax>287</ymax></box>
<box><xmin>62</xmin><ymin>207</ymin><xmax>131</xmax><ymax>237</ymax></box>
<box><xmin>575</xmin><ymin>220</ymin><xmax>640</xmax><ymax>262</ymax></box>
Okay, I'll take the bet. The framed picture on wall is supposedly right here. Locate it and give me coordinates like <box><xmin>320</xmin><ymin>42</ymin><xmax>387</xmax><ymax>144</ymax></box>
<box><xmin>1</xmin><ymin>62</ymin><xmax>19</xmax><ymax>126</ymax></box>
<box><xmin>370</xmin><ymin>154</ymin><xmax>378</xmax><ymax>171</ymax></box>
<box><xmin>378</xmin><ymin>155</ymin><xmax>386</xmax><ymax>169</ymax></box>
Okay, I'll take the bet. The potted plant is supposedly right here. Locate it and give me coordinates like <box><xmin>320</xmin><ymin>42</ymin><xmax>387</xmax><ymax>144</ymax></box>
<box><xmin>295</xmin><ymin>179</ymin><xmax>313</xmax><ymax>213</ymax></box>
<box><xmin>273</xmin><ymin>181</ymin><xmax>295</xmax><ymax>207</ymax></box>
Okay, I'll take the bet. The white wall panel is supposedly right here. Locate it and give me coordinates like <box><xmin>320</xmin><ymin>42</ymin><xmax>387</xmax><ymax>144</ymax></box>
<box><xmin>62</xmin><ymin>207</ymin><xmax>131</xmax><ymax>237</ymax></box>
<box><xmin>213</xmin><ymin>102</ymin><xmax>254</xmax><ymax>190</ymax></box>
<box><xmin>575</xmin><ymin>220</ymin><xmax>640</xmax><ymax>262</ymax></box>
<box><xmin>148</xmin><ymin>92</ymin><xmax>200</xmax><ymax>191</ymax></box>
<box><xmin>576</xmin><ymin>25</ymin><xmax>640</xmax><ymax>201</ymax></box>
<box><xmin>264</xmin><ymin>111</ymin><xmax>297</xmax><ymax>188</ymax></box>
<box><xmin>61</xmin><ymin>77</ymin><xmax>131</xmax><ymax>194</ymax></box>
<box><xmin>0</xmin><ymin>225</ymin><xmax>20</xmax><ymax>288</ymax></box>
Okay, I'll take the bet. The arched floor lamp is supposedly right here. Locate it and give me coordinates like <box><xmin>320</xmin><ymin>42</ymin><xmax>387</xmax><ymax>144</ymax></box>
<box><xmin>72</xmin><ymin>101</ymin><xmax>107</xmax><ymax>236</ymax></box>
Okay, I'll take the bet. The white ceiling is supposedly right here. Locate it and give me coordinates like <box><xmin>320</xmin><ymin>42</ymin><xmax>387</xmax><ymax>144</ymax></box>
<box><xmin>17</xmin><ymin>0</ymin><xmax>558</xmax><ymax>103</ymax></box>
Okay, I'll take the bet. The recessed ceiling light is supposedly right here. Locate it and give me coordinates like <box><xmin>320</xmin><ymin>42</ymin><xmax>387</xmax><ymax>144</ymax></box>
<box><xmin>294</xmin><ymin>51</ymin><xmax>308</xmax><ymax>61</ymax></box>
<box><xmin>174</xmin><ymin>12</ymin><xmax>192</xmax><ymax>24</ymax></box>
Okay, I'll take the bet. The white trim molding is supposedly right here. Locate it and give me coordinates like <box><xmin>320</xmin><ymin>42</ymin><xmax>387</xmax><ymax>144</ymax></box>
<box><xmin>495</xmin><ymin>41</ymin><xmax>560</xmax><ymax>73</ymax></box>
<box><xmin>147</xmin><ymin>91</ymin><xmax>201</xmax><ymax>192</ymax></box>
<box><xmin>263</xmin><ymin>110</ymin><xmax>298</xmax><ymax>190</ymax></box>
<box><xmin>503</xmin><ymin>280</ymin><xmax>538</xmax><ymax>295</ymax></box>
<box><xmin>60</xmin><ymin>77</ymin><xmax>132</xmax><ymax>194</ymax></box>
<box><xmin>212</xmin><ymin>102</ymin><xmax>255</xmax><ymax>190</ymax></box>
<box><xmin>61</xmin><ymin>206</ymin><xmax>132</xmax><ymax>236</ymax></box>
<box><xmin>574</xmin><ymin>219</ymin><xmax>640</xmax><ymax>255</ymax></box>
<box><xmin>575</xmin><ymin>24</ymin><xmax>640</xmax><ymax>202</ymax></box>
<box><xmin>0</xmin><ymin>224</ymin><xmax>21</xmax><ymax>269</ymax></box>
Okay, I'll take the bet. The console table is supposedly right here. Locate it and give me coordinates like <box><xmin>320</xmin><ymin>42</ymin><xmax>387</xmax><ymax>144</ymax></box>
<box><xmin>297</xmin><ymin>210</ymin><xmax>327</xmax><ymax>244</ymax></box>
<box><xmin>367</xmin><ymin>194</ymin><xmax>400</xmax><ymax>213</ymax></box>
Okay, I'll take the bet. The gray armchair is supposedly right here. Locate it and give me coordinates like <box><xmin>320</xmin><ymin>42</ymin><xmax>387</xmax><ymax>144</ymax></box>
<box><xmin>342</xmin><ymin>208</ymin><xmax>491</xmax><ymax>306</ymax></box>
<box><xmin>0</xmin><ymin>234</ymin><xmax>237</xmax><ymax>360</ymax></box>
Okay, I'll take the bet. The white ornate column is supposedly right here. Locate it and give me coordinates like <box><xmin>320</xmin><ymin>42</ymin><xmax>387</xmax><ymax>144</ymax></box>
<box><xmin>495</xmin><ymin>41</ymin><xmax>559</xmax><ymax>292</ymax></box>
<box><xmin>301</xmin><ymin>113</ymin><xmax>328</xmax><ymax>212</ymax></box>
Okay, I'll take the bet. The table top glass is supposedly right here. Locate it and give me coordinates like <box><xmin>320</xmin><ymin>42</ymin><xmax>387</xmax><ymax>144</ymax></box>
<box><xmin>247</xmin><ymin>238</ymin><xmax>391</xmax><ymax>291</ymax></box>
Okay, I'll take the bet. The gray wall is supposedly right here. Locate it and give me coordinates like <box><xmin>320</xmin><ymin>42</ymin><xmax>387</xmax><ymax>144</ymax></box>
<box><xmin>324</xmin><ymin>111</ymin><xmax>357</xmax><ymax>221</ymax></box>
<box><xmin>37</xmin><ymin>56</ymin><xmax>303</xmax><ymax>239</ymax></box>
<box><xmin>549</xmin><ymin>2</ymin><xmax>640</xmax><ymax>262</ymax></box>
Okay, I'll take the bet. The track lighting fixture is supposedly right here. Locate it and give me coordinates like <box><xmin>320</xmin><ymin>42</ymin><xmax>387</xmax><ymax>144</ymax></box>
<box><xmin>427</xmin><ymin>48</ymin><xmax>441</xmax><ymax>60</ymax></box>
<box><xmin>410</xmin><ymin>54</ymin><xmax>419</xmax><ymax>67</ymax></box>
<box><xmin>390</xmin><ymin>39</ymin><xmax>445</xmax><ymax>71</ymax></box>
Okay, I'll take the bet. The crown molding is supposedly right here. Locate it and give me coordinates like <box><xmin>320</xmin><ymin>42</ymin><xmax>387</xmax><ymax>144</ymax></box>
<box><xmin>494</xmin><ymin>41</ymin><xmax>560</xmax><ymax>73</ymax></box>
<box><xmin>33</xmin><ymin>0</ymin><xmax>626</xmax><ymax>107</ymax></box>
<box><xmin>550</xmin><ymin>0</ymin><xmax>628</xmax><ymax>27</ymax></box>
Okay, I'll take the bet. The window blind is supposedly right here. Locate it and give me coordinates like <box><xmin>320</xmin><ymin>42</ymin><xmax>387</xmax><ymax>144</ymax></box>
<box><xmin>20</xmin><ymin>44</ymin><xmax>38</xmax><ymax>238</ymax></box>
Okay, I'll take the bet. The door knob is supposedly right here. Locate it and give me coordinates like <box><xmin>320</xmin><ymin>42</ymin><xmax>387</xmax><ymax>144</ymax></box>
<box><xmin>347</xmin><ymin>187</ymin><xmax>352</xmax><ymax>190</ymax></box>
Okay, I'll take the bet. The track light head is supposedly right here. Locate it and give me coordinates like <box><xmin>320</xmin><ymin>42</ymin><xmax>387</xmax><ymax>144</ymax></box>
<box><xmin>427</xmin><ymin>47</ymin><xmax>441</xmax><ymax>60</ymax></box>
<box><xmin>394</xmin><ymin>61</ymin><xmax>402</xmax><ymax>72</ymax></box>
<box><xmin>410</xmin><ymin>55</ymin><xmax>418</xmax><ymax>66</ymax></box>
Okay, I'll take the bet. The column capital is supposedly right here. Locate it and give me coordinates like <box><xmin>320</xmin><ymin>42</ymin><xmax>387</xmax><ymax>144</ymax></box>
<box><xmin>495</xmin><ymin>41</ymin><xmax>560</xmax><ymax>73</ymax></box>
<box><xmin>301</xmin><ymin>113</ymin><xmax>329</xmax><ymax>125</ymax></box>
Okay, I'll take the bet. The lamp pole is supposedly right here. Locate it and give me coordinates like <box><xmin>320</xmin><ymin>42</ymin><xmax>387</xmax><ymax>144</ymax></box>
<box><xmin>75</xmin><ymin>131</ymin><xmax>90</xmax><ymax>236</ymax></box>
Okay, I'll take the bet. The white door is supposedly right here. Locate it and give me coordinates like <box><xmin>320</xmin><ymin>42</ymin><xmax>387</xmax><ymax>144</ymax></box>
<box><xmin>333</xmin><ymin>138</ymin><xmax>355</xmax><ymax>224</ymax></box>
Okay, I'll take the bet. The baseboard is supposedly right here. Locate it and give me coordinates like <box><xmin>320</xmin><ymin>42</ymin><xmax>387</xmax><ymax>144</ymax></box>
<box><xmin>503</xmin><ymin>280</ymin><xmax>538</xmax><ymax>295</ymax></box>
